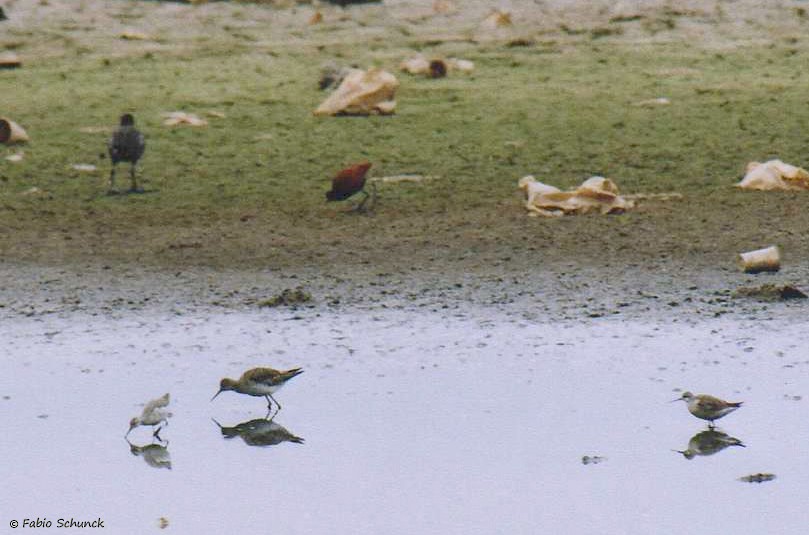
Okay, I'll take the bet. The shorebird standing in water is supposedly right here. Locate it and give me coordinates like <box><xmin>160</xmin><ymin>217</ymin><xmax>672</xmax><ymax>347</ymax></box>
<box><xmin>108</xmin><ymin>113</ymin><xmax>145</xmax><ymax>194</ymax></box>
<box><xmin>126</xmin><ymin>393</ymin><xmax>171</xmax><ymax>439</ymax></box>
<box><xmin>211</xmin><ymin>367</ymin><xmax>303</xmax><ymax>410</ymax></box>
<box><xmin>673</xmin><ymin>391</ymin><xmax>743</xmax><ymax>427</ymax></box>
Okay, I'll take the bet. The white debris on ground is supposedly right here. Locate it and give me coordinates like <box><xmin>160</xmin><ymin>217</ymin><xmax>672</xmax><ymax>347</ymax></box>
<box><xmin>5</xmin><ymin>152</ymin><xmax>24</xmax><ymax>162</ymax></box>
<box><xmin>71</xmin><ymin>164</ymin><xmax>97</xmax><ymax>172</ymax></box>
<box><xmin>371</xmin><ymin>174</ymin><xmax>438</xmax><ymax>183</ymax></box>
<box><xmin>400</xmin><ymin>55</ymin><xmax>475</xmax><ymax>75</ymax></box>
<box><xmin>162</xmin><ymin>111</ymin><xmax>208</xmax><ymax>127</ymax></box>
<box><xmin>314</xmin><ymin>68</ymin><xmax>399</xmax><ymax>116</ymax></box>
<box><xmin>518</xmin><ymin>175</ymin><xmax>635</xmax><ymax>217</ymax></box>
<box><xmin>738</xmin><ymin>245</ymin><xmax>780</xmax><ymax>274</ymax></box>
<box><xmin>736</xmin><ymin>159</ymin><xmax>809</xmax><ymax>191</ymax></box>
<box><xmin>634</xmin><ymin>97</ymin><xmax>671</xmax><ymax>106</ymax></box>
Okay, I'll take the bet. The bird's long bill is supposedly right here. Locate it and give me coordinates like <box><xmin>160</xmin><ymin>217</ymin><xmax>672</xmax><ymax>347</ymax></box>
<box><xmin>125</xmin><ymin>424</ymin><xmax>135</xmax><ymax>437</ymax></box>
<box><xmin>210</xmin><ymin>388</ymin><xmax>223</xmax><ymax>402</ymax></box>
<box><xmin>669</xmin><ymin>397</ymin><xmax>683</xmax><ymax>403</ymax></box>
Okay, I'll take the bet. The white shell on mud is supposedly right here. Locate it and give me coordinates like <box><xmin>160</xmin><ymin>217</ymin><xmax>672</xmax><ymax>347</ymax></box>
<box><xmin>738</xmin><ymin>245</ymin><xmax>781</xmax><ymax>274</ymax></box>
<box><xmin>518</xmin><ymin>175</ymin><xmax>633</xmax><ymax>217</ymax></box>
<box><xmin>0</xmin><ymin>118</ymin><xmax>29</xmax><ymax>144</ymax></box>
<box><xmin>314</xmin><ymin>68</ymin><xmax>399</xmax><ymax>116</ymax></box>
<box><xmin>736</xmin><ymin>159</ymin><xmax>809</xmax><ymax>190</ymax></box>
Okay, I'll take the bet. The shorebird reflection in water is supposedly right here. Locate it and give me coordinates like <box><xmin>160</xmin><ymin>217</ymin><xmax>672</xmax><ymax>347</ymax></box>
<box><xmin>126</xmin><ymin>393</ymin><xmax>171</xmax><ymax>439</ymax></box>
<box><xmin>211</xmin><ymin>367</ymin><xmax>303</xmax><ymax>411</ymax></box>
<box><xmin>675</xmin><ymin>429</ymin><xmax>745</xmax><ymax>460</ymax></box>
<box><xmin>213</xmin><ymin>417</ymin><xmax>304</xmax><ymax>447</ymax></box>
<box><xmin>126</xmin><ymin>438</ymin><xmax>172</xmax><ymax>470</ymax></box>
<box><xmin>672</xmin><ymin>391</ymin><xmax>743</xmax><ymax>427</ymax></box>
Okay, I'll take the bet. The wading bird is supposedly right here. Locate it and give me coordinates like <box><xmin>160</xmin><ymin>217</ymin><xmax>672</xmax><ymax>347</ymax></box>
<box><xmin>108</xmin><ymin>113</ymin><xmax>145</xmax><ymax>194</ymax></box>
<box><xmin>326</xmin><ymin>161</ymin><xmax>375</xmax><ymax>211</ymax></box>
<box><xmin>126</xmin><ymin>393</ymin><xmax>171</xmax><ymax>439</ymax></box>
<box><xmin>672</xmin><ymin>391</ymin><xmax>742</xmax><ymax>427</ymax></box>
<box><xmin>211</xmin><ymin>367</ymin><xmax>303</xmax><ymax>410</ymax></box>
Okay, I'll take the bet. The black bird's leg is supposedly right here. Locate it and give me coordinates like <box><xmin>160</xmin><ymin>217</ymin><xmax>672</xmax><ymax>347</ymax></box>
<box><xmin>265</xmin><ymin>395</ymin><xmax>273</xmax><ymax>410</ymax></box>
<box><xmin>268</xmin><ymin>392</ymin><xmax>282</xmax><ymax>410</ymax></box>
<box><xmin>152</xmin><ymin>426</ymin><xmax>163</xmax><ymax>440</ymax></box>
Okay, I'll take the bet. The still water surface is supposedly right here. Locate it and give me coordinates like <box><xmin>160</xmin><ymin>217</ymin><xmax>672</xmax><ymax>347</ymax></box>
<box><xmin>3</xmin><ymin>309</ymin><xmax>807</xmax><ymax>533</ymax></box>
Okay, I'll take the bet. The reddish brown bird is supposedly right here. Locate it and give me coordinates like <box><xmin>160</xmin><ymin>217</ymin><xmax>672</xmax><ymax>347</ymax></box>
<box><xmin>326</xmin><ymin>161</ymin><xmax>376</xmax><ymax>211</ymax></box>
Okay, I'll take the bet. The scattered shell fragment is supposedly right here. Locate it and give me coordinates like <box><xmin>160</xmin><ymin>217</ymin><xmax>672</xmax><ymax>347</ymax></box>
<box><xmin>0</xmin><ymin>118</ymin><xmax>29</xmax><ymax>144</ymax></box>
<box><xmin>373</xmin><ymin>174</ymin><xmax>437</xmax><ymax>184</ymax></box>
<box><xmin>581</xmin><ymin>455</ymin><xmax>606</xmax><ymax>465</ymax></box>
<box><xmin>400</xmin><ymin>55</ymin><xmax>430</xmax><ymax>75</ymax></box>
<box><xmin>0</xmin><ymin>51</ymin><xmax>21</xmax><ymax>69</ymax></box>
<box><xmin>634</xmin><ymin>97</ymin><xmax>671</xmax><ymax>106</ymax></box>
<box><xmin>5</xmin><ymin>152</ymin><xmax>24</xmax><ymax>162</ymax></box>
<box><xmin>158</xmin><ymin>517</ymin><xmax>169</xmax><ymax>529</ymax></box>
<box><xmin>71</xmin><ymin>164</ymin><xmax>97</xmax><ymax>172</ymax></box>
<box><xmin>739</xmin><ymin>473</ymin><xmax>776</xmax><ymax>483</ymax></box>
<box><xmin>314</xmin><ymin>68</ymin><xmax>399</xmax><ymax>116</ymax></box>
<box><xmin>518</xmin><ymin>175</ymin><xmax>634</xmax><ymax>217</ymax></box>
<box><xmin>21</xmin><ymin>187</ymin><xmax>44</xmax><ymax>196</ymax></box>
<box><xmin>162</xmin><ymin>111</ymin><xmax>208</xmax><ymax>127</ymax></box>
<box><xmin>78</xmin><ymin>125</ymin><xmax>113</xmax><ymax>134</ymax></box>
<box><xmin>738</xmin><ymin>245</ymin><xmax>780</xmax><ymax>274</ymax></box>
<box><xmin>736</xmin><ymin>159</ymin><xmax>809</xmax><ymax>190</ymax></box>
<box><xmin>446</xmin><ymin>58</ymin><xmax>475</xmax><ymax>73</ymax></box>
<box><xmin>401</xmin><ymin>55</ymin><xmax>472</xmax><ymax>76</ymax></box>
<box><xmin>206</xmin><ymin>110</ymin><xmax>226</xmax><ymax>118</ymax></box>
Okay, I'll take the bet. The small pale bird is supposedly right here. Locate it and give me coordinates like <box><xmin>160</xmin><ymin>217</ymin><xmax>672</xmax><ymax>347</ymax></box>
<box><xmin>326</xmin><ymin>161</ymin><xmax>376</xmax><ymax>211</ymax></box>
<box><xmin>673</xmin><ymin>391</ymin><xmax>743</xmax><ymax>426</ymax></box>
<box><xmin>108</xmin><ymin>113</ymin><xmax>146</xmax><ymax>194</ymax></box>
<box><xmin>126</xmin><ymin>393</ymin><xmax>172</xmax><ymax>439</ymax></box>
<box><xmin>211</xmin><ymin>367</ymin><xmax>303</xmax><ymax>410</ymax></box>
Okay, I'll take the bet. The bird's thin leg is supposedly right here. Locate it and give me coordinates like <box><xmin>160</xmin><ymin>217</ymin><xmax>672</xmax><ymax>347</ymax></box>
<box><xmin>369</xmin><ymin>181</ymin><xmax>378</xmax><ymax>210</ymax></box>
<box><xmin>265</xmin><ymin>395</ymin><xmax>274</xmax><ymax>410</ymax></box>
<box><xmin>268</xmin><ymin>392</ymin><xmax>282</xmax><ymax>410</ymax></box>
<box><xmin>108</xmin><ymin>164</ymin><xmax>118</xmax><ymax>194</ymax></box>
<box><xmin>355</xmin><ymin>190</ymin><xmax>370</xmax><ymax>212</ymax></box>
<box><xmin>129</xmin><ymin>163</ymin><xmax>140</xmax><ymax>193</ymax></box>
<box><xmin>153</xmin><ymin>426</ymin><xmax>163</xmax><ymax>440</ymax></box>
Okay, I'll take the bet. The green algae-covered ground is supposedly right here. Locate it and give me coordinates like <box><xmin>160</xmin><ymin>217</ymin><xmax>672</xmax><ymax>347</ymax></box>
<box><xmin>2</xmin><ymin>1</ymin><xmax>808</xmax><ymax>277</ymax></box>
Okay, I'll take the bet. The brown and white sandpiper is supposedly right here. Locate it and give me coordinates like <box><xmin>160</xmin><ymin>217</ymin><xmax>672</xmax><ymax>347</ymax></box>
<box><xmin>211</xmin><ymin>367</ymin><xmax>303</xmax><ymax>410</ymax></box>
<box><xmin>673</xmin><ymin>391</ymin><xmax>742</xmax><ymax>426</ymax></box>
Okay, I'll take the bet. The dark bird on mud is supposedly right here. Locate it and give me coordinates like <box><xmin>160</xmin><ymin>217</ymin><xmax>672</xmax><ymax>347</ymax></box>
<box><xmin>326</xmin><ymin>161</ymin><xmax>376</xmax><ymax>211</ymax></box>
<box><xmin>108</xmin><ymin>113</ymin><xmax>145</xmax><ymax>194</ymax></box>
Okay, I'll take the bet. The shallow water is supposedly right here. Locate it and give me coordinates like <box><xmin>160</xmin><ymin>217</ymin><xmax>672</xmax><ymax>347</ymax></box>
<box><xmin>3</xmin><ymin>309</ymin><xmax>808</xmax><ymax>534</ymax></box>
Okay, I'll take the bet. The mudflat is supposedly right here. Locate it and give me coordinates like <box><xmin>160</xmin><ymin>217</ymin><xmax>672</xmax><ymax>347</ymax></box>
<box><xmin>1</xmin><ymin>0</ymin><xmax>808</xmax><ymax>319</ymax></box>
